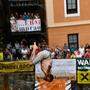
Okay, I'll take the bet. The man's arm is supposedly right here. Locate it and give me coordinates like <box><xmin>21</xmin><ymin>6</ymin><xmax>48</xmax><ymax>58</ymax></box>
<box><xmin>30</xmin><ymin>42</ymin><xmax>38</xmax><ymax>60</ymax></box>
<box><xmin>32</xmin><ymin>52</ymin><xmax>44</xmax><ymax>64</ymax></box>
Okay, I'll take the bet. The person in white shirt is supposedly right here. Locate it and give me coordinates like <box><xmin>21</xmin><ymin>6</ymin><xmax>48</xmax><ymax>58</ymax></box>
<box><xmin>10</xmin><ymin>13</ymin><xmax>17</xmax><ymax>32</ymax></box>
<box><xmin>79</xmin><ymin>45</ymin><xmax>85</xmax><ymax>56</ymax></box>
<box><xmin>21</xmin><ymin>48</ymin><xmax>30</xmax><ymax>59</ymax></box>
<box><xmin>21</xmin><ymin>39</ymin><xmax>30</xmax><ymax>60</ymax></box>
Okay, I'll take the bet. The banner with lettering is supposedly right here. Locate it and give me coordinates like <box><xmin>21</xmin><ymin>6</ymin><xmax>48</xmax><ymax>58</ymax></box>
<box><xmin>17</xmin><ymin>20</ymin><xmax>26</xmax><ymax>32</ymax></box>
<box><xmin>26</xmin><ymin>19</ymin><xmax>41</xmax><ymax>31</ymax></box>
<box><xmin>0</xmin><ymin>61</ymin><xmax>34</xmax><ymax>73</ymax></box>
<box><xmin>10</xmin><ymin>19</ymin><xmax>41</xmax><ymax>32</ymax></box>
<box><xmin>35</xmin><ymin>59</ymin><xmax>76</xmax><ymax>80</ymax></box>
<box><xmin>77</xmin><ymin>58</ymin><xmax>90</xmax><ymax>84</ymax></box>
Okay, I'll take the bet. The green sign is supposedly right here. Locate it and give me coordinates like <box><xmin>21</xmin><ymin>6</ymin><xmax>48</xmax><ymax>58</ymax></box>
<box><xmin>0</xmin><ymin>52</ymin><xmax>3</xmax><ymax>61</ymax></box>
<box><xmin>77</xmin><ymin>71</ymin><xmax>90</xmax><ymax>84</ymax></box>
<box><xmin>77</xmin><ymin>58</ymin><xmax>90</xmax><ymax>84</ymax></box>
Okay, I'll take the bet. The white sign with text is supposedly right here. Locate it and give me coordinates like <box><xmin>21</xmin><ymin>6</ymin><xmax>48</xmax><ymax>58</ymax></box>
<box><xmin>35</xmin><ymin>59</ymin><xmax>76</xmax><ymax>80</ymax></box>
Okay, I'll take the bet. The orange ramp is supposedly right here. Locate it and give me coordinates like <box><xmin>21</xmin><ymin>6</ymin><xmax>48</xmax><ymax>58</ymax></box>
<box><xmin>35</xmin><ymin>79</ymin><xmax>71</xmax><ymax>90</ymax></box>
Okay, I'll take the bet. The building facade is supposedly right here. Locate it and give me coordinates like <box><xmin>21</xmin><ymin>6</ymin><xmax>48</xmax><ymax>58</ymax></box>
<box><xmin>1</xmin><ymin>0</ymin><xmax>90</xmax><ymax>49</ymax></box>
<box><xmin>8</xmin><ymin>0</ymin><xmax>47</xmax><ymax>44</ymax></box>
<box><xmin>45</xmin><ymin>0</ymin><xmax>90</xmax><ymax>49</ymax></box>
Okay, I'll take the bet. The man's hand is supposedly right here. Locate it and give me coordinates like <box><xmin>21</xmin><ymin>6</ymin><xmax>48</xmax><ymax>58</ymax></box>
<box><xmin>28</xmin><ymin>60</ymin><xmax>33</xmax><ymax>65</ymax></box>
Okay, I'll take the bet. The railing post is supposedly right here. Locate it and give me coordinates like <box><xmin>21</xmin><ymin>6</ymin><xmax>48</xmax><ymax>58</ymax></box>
<box><xmin>3</xmin><ymin>74</ymin><xmax>9</xmax><ymax>90</ymax></box>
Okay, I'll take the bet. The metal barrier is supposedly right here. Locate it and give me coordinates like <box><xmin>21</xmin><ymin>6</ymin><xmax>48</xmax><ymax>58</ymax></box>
<box><xmin>0</xmin><ymin>61</ymin><xmax>35</xmax><ymax>90</ymax></box>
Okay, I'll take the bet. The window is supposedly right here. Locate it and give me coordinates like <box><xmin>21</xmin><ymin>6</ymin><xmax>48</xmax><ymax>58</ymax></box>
<box><xmin>66</xmin><ymin>0</ymin><xmax>77</xmax><ymax>14</ymax></box>
<box><xmin>64</xmin><ymin>0</ymin><xmax>80</xmax><ymax>17</ymax></box>
<box><xmin>68</xmin><ymin>34</ymin><xmax>79</xmax><ymax>50</ymax></box>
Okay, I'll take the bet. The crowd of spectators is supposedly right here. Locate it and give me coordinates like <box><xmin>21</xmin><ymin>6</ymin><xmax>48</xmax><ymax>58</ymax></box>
<box><xmin>10</xmin><ymin>12</ymin><xmax>41</xmax><ymax>32</ymax></box>
<box><xmin>1</xmin><ymin>38</ymin><xmax>90</xmax><ymax>61</ymax></box>
<box><xmin>3</xmin><ymin>39</ymin><xmax>46</xmax><ymax>61</ymax></box>
<box><xmin>10</xmin><ymin>12</ymin><xmax>40</xmax><ymax>21</ymax></box>
<box><xmin>50</xmin><ymin>43</ymin><xmax>90</xmax><ymax>59</ymax></box>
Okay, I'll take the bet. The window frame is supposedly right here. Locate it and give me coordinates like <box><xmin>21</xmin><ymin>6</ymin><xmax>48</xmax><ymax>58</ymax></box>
<box><xmin>64</xmin><ymin>0</ymin><xmax>80</xmax><ymax>17</ymax></box>
<box><xmin>68</xmin><ymin>33</ymin><xmax>79</xmax><ymax>50</ymax></box>
<box><xmin>66</xmin><ymin>0</ymin><xmax>77</xmax><ymax>14</ymax></box>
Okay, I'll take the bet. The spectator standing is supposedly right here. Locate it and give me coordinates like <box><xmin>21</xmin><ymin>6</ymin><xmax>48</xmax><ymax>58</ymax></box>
<box><xmin>34</xmin><ymin>13</ymin><xmax>40</xmax><ymax>19</ymax></box>
<box><xmin>63</xmin><ymin>43</ymin><xmax>68</xmax><ymax>51</ymax></box>
<box><xmin>66</xmin><ymin>49</ymin><xmax>71</xmax><ymax>59</ymax></box>
<box><xmin>7</xmin><ymin>42</ymin><xmax>12</xmax><ymax>49</ymax></box>
<box><xmin>15</xmin><ymin>12</ymin><xmax>19</xmax><ymax>19</ymax></box>
<box><xmin>83</xmin><ymin>46</ymin><xmax>90</xmax><ymax>58</ymax></box>
<box><xmin>74</xmin><ymin>50</ymin><xmax>82</xmax><ymax>58</ymax></box>
<box><xmin>10</xmin><ymin>13</ymin><xmax>16</xmax><ymax>21</ymax></box>
<box><xmin>70</xmin><ymin>52</ymin><xmax>76</xmax><ymax>59</ymax></box>
<box><xmin>61</xmin><ymin>48</ymin><xmax>67</xmax><ymax>59</ymax></box>
<box><xmin>11</xmin><ymin>47</ymin><xmax>17</xmax><ymax>60</ymax></box>
<box><xmin>14</xmin><ymin>41</ymin><xmax>21</xmax><ymax>60</ymax></box>
<box><xmin>85</xmin><ymin>43</ymin><xmax>89</xmax><ymax>53</ymax></box>
<box><xmin>70</xmin><ymin>45</ymin><xmax>76</xmax><ymax>53</ymax></box>
<box><xmin>19</xmin><ymin>15</ymin><xmax>23</xmax><ymax>20</ymax></box>
<box><xmin>30</xmin><ymin>13</ymin><xmax>34</xmax><ymax>19</ymax></box>
<box><xmin>54</xmin><ymin>46</ymin><xmax>62</xmax><ymax>59</ymax></box>
<box><xmin>10</xmin><ymin>14</ymin><xmax>17</xmax><ymax>32</ymax></box>
<box><xmin>79</xmin><ymin>45</ymin><xmax>85</xmax><ymax>57</ymax></box>
<box><xmin>21</xmin><ymin>39</ymin><xmax>30</xmax><ymax>60</ymax></box>
<box><xmin>4</xmin><ymin>48</ymin><xmax>12</xmax><ymax>61</ymax></box>
<box><xmin>15</xmin><ymin>41</ymin><xmax>20</xmax><ymax>50</ymax></box>
<box><xmin>23</xmin><ymin>12</ymin><xmax>29</xmax><ymax>20</ymax></box>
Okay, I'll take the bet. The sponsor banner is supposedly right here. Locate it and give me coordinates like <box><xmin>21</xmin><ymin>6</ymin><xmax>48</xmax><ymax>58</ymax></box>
<box><xmin>77</xmin><ymin>58</ymin><xmax>90</xmax><ymax>70</ymax></box>
<box><xmin>26</xmin><ymin>19</ymin><xmax>41</xmax><ymax>31</ymax></box>
<box><xmin>35</xmin><ymin>59</ymin><xmax>76</xmax><ymax>80</ymax></box>
<box><xmin>77</xmin><ymin>71</ymin><xmax>90</xmax><ymax>84</ymax></box>
<box><xmin>77</xmin><ymin>58</ymin><xmax>90</xmax><ymax>84</ymax></box>
<box><xmin>17</xmin><ymin>20</ymin><xmax>26</xmax><ymax>32</ymax></box>
<box><xmin>0</xmin><ymin>61</ymin><xmax>34</xmax><ymax>73</ymax></box>
<box><xmin>10</xmin><ymin>19</ymin><xmax>41</xmax><ymax>32</ymax></box>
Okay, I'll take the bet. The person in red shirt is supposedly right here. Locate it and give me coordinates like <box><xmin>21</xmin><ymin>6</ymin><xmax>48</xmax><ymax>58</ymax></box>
<box><xmin>83</xmin><ymin>46</ymin><xmax>90</xmax><ymax>58</ymax></box>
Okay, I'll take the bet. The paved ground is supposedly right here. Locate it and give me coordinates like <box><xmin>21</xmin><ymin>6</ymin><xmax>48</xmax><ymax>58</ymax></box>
<box><xmin>35</xmin><ymin>78</ymin><xmax>71</xmax><ymax>90</ymax></box>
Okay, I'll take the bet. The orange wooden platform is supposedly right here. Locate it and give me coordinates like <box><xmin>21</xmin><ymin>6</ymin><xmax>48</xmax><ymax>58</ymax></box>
<box><xmin>35</xmin><ymin>79</ymin><xmax>71</xmax><ymax>90</ymax></box>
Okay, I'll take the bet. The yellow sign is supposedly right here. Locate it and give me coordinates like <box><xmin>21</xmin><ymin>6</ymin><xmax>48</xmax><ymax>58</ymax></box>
<box><xmin>0</xmin><ymin>61</ymin><xmax>34</xmax><ymax>73</ymax></box>
<box><xmin>77</xmin><ymin>71</ymin><xmax>90</xmax><ymax>84</ymax></box>
<box><xmin>0</xmin><ymin>52</ymin><xmax>3</xmax><ymax>61</ymax></box>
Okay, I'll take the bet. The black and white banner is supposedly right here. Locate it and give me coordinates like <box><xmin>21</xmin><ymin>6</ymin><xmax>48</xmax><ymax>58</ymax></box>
<box><xmin>10</xmin><ymin>19</ymin><xmax>41</xmax><ymax>32</ymax></box>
